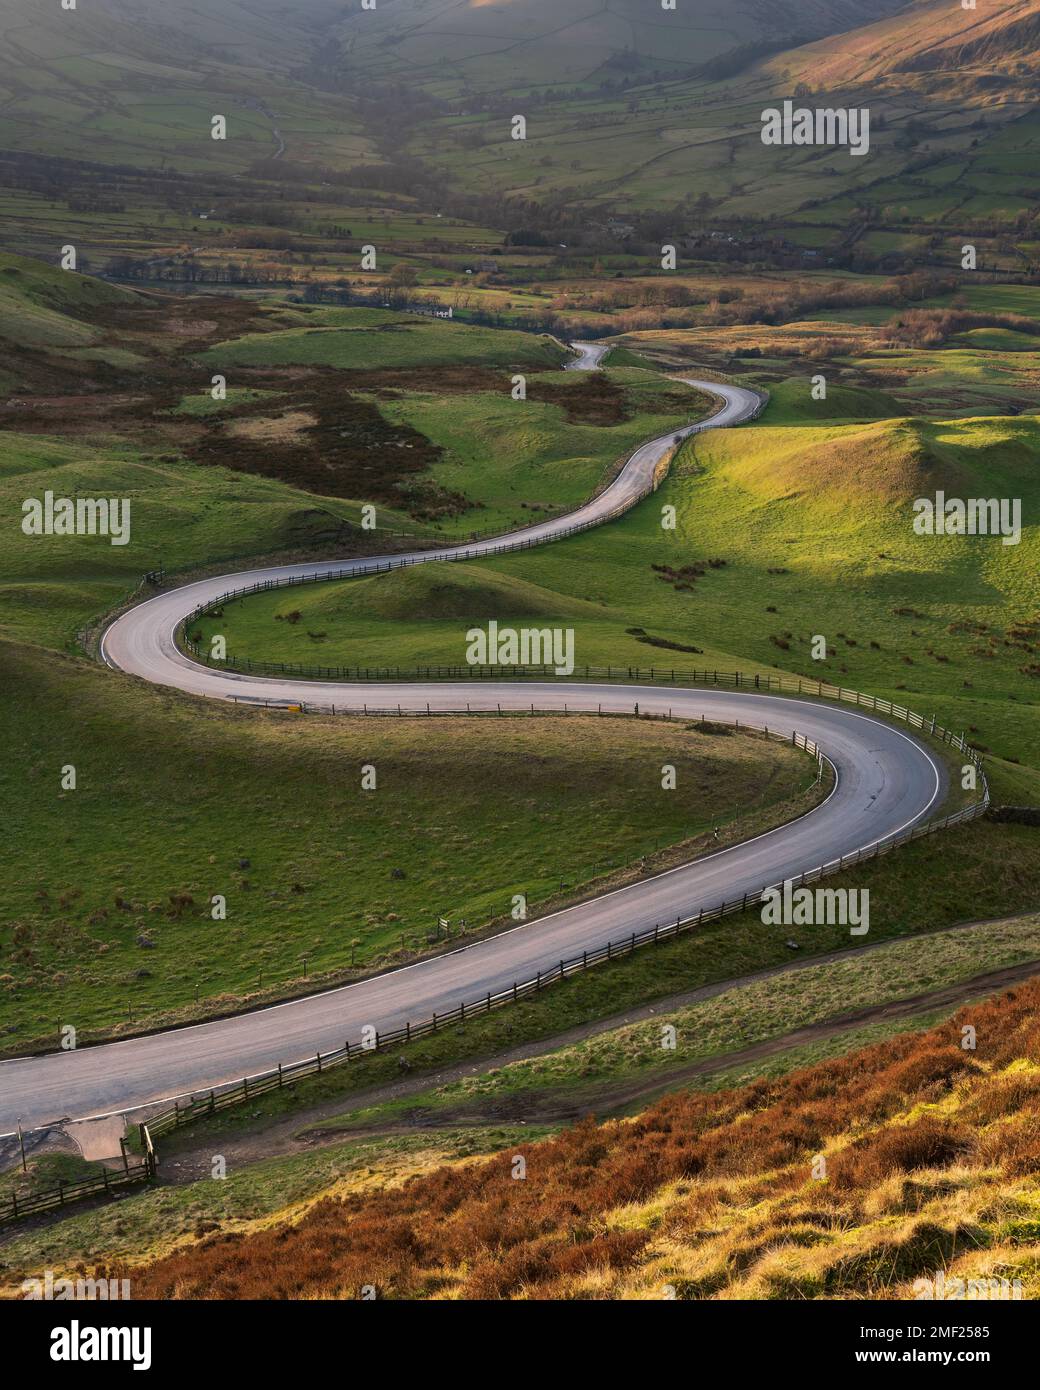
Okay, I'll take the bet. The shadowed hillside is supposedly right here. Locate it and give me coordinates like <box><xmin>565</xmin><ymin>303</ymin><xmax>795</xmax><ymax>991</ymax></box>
<box><xmin>335</xmin><ymin>0</ymin><xmax>912</xmax><ymax>88</ymax></box>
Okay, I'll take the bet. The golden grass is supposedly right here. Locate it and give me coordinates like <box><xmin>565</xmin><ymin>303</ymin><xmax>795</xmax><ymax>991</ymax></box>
<box><xmin>118</xmin><ymin>976</ymin><xmax>1040</xmax><ymax>1300</ymax></box>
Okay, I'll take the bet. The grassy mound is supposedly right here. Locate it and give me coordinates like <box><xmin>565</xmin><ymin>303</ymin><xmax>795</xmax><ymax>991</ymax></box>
<box><xmin>759</xmin><ymin>377</ymin><xmax>903</xmax><ymax>425</ymax></box>
<box><xmin>241</xmin><ymin>563</ymin><xmax>608</xmax><ymax>628</ymax></box>
<box><xmin>0</xmin><ymin>253</ymin><xmax>142</xmax><ymax>351</ymax></box>
<box><xmin>200</xmin><ymin>315</ymin><xmax>566</xmax><ymax>373</ymax></box>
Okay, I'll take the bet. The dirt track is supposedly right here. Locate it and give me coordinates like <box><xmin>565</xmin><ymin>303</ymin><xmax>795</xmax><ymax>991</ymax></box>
<box><xmin>154</xmin><ymin>955</ymin><xmax>1040</xmax><ymax>1184</ymax></box>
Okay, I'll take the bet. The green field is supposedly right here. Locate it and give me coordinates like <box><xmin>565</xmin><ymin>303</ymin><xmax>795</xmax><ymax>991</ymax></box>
<box><xmin>0</xmin><ymin>639</ymin><xmax>818</xmax><ymax>1052</ymax></box>
<box><xmin>199</xmin><ymin>316</ymin><xmax>566</xmax><ymax>373</ymax></box>
<box><xmin>195</xmin><ymin>406</ymin><xmax>1040</xmax><ymax>764</ymax></box>
<box><xmin>0</xmin><ymin>430</ymin><xmax>410</xmax><ymax>650</ymax></box>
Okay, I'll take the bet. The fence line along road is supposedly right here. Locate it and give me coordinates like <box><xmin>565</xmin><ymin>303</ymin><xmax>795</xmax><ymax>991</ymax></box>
<box><xmin>133</xmin><ymin>680</ymin><xmax>986</xmax><ymax>1119</ymax></box>
<box><xmin>4</xmin><ymin>705</ymin><xmax>987</xmax><ymax>1226</ymax></box>
<box><xmin>1</xmin><ymin>1142</ymin><xmax>156</xmax><ymax>1226</ymax></box>
<box><xmin>38</xmin><ymin>369</ymin><xmax>984</xmax><ymax>1228</ymax></box>
<box><xmin>142</xmin><ymin>763</ymin><xmax>985</xmax><ymax>1143</ymax></box>
<box><xmin>4</xmin><ymin>686</ymin><xmax>989</xmax><ymax>1228</ymax></box>
<box><xmin>174</xmin><ymin>647</ymin><xmax>992</xmax><ymax>768</ymax></box>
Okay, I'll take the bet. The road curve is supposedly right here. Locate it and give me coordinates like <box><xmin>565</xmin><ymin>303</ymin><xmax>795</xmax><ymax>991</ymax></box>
<box><xmin>0</xmin><ymin>347</ymin><xmax>948</xmax><ymax>1134</ymax></box>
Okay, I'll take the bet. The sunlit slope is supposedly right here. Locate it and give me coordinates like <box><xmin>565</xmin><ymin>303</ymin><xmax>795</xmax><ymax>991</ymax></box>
<box><xmin>197</xmin><ymin>408</ymin><xmax>1040</xmax><ymax>763</ymax></box>
<box><xmin>767</xmin><ymin>0</ymin><xmax>1040</xmax><ymax>94</ymax></box>
<box><xmin>120</xmin><ymin>975</ymin><xmax>1040</xmax><ymax>1299</ymax></box>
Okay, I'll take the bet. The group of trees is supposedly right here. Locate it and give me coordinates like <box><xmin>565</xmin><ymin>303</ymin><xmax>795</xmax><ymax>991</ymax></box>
<box><xmin>881</xmin><ymin>305</ymin><xmax>1040</xmax><ymax>348</ymax></box>
<box><xmin>105</xmin><ymin>255</ymin><xmax>288</xmax><ymax>286</ymax></box>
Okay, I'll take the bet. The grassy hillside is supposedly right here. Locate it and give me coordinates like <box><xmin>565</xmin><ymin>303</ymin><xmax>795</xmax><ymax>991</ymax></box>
<box><xmin>769</xmin><ymin>0</ymin><xmax>1040</xmax><ymax>92</ymax></box>
<box><xmin>336</xmin><ymin>0</ymin><xmax>909</xmax><ymax>90</ymax></box>
<box><xmin>114</xmin><ymin>972</ymin><xmax>1040</xmax><ymax>1299</ymax></box>
<box><xmin>200</xmin><ymin>317</ymin><xmax>565</xmax><ymax>373</ymax></box>
<box><xmin>196</xmin><ymin>409</ymin><xmax>1040</xmax><ymax>764</ymax></box>
<box><xmin>0</xmin><ymin>639</ymin><xmax>818</xmax><ymax>1051</ymax></box>
<box><xmin>0</xmin><ymin>0</ymin><xmax>1033</xmax><ymax>275</ymax></box>
<box><xmin>6</xmin><ymin>910</ymin><xmax>1037</xmax><ymax>1282</ymax></box>
<box><xmin>0</xmin><ymin>0</ymin><xmax>366</xmax><ymax>174</ymax></box>
<box><xmin>0</xmin><ymin>253</ymin><xmax>142</xmax><ymax>355</ymax></box>
<box><xmin>0</xmin><ymin>286</ymin><xmax>719</xmax><ymax>648</ymax></box>
<box><xmin>0</xmin><ymin>429</ymin><xmax>399</xmax><ymax>650</ymax></box>
<box><xmin>339</xmin><ymin>0</ymin><xmax>1034</xmax><ymax>225</ymax></box>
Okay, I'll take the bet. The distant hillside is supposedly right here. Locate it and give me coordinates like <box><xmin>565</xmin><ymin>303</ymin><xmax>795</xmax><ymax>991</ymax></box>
<box><xmin>337</xmin><ymin>0</ymin><xmax>914</xmax><ymax>90</ymax></box>
<box><xmin>122</xmin><ymin>975</ymin><xmax>1040</xmax><ymax>1299</ymax></box>
<box><xmin>767</xmin><ymin>0</ymin><xmax>1040</xmax><ymax>94</ymax></box>
<box><xmin>0</xmin><ymin>0</ymin><xmax>365</xmax><ymax>174</ymax></box>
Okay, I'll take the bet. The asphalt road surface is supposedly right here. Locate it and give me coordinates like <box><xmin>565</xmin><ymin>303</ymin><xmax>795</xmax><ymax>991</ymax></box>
<box><xmin>0</xmin><ymin>346</ymin><xmax>947</xmax><ymax>1134</ymax></box>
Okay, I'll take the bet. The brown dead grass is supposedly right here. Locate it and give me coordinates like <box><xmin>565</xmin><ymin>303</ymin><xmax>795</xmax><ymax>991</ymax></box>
<box><xmin>226</xmin><ymin>410</ymin><xmax>318</xmax><ymax>444</ymax></box>
<box><xmin>117</xmin><ymin>976</ymin><xmax>1040</xmax><ymax>1301</ymax></box>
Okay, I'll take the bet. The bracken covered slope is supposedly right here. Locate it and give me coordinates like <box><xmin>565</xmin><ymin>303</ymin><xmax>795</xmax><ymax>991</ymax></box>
<box><xmin>120</xmin><ymin>976</ymin><xmax>1040</xmax><ymax>1300</ymax></box>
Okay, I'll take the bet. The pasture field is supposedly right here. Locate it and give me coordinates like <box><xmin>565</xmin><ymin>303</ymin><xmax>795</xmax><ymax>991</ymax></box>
<box><xmin>0</xmin><ymin>430</ymin><xmax>400</xmax><ymax>650</ymax></box>
<box><xmin>195</xmin><ymin>408</ymin><xmax>1040</xmax><ymax>765</ymax></box>
<box><xmin>199</xmin><ymin>316</ymin><xmax>566</xmax><ymax>373</ymax></box>
<box><xmin>0</xmin><ymin>639</ymin><xmax>818</xmax><ymax>1052</ymax></box>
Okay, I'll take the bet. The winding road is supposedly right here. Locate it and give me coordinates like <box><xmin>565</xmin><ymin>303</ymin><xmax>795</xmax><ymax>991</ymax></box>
<box><xmin>0</xmin><ymin>344</ymin><xmax>948</xmax><ymax>1135</ymax></box>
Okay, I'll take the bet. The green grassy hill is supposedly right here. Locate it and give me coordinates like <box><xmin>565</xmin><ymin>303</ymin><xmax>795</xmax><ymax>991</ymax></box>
<box><xmin>0</xmin><ymin>638</ymin><xmax>817</xmax><ymax>1051</ymax></box>
<box><xmin>0</xmin><ymin>429</ymin><xmax>395</xmax><ymax>649</ymax></box>
<box><xmin>337</xmin><ymin>0</ymin><xmax>912</xmax><ymax>91</ymax></box>
<box><xmin>0</xmin><ymin>252</ymin><xmax>143</xmax><ymax>364</ymax></box>
<box><xmin>200</xmin><ymin>408</ymin><xmax>1040</xmax><ymax>763</ymax></box>
<box><xmin>0</xmin><ymin>0</ymin><xmax>364</xmax><ymax>172</ymax></box>
<box><xmin>200</xmin><ymin>317</ymin><xmax>566</xmax><ymax>373</ymax></box>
